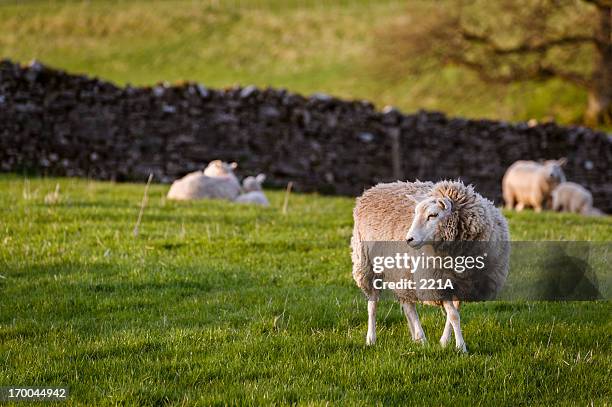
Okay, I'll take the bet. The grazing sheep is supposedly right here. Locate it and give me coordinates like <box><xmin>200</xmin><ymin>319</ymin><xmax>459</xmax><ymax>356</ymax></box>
<box><xmin>351</xmin><ymin>180</ymin><xmax>510</xmax><ymax>352</ymax></box>
<box><xmin>502</xmin><ymin>159</ymin><xmax>566</xmax><ymax>212</ymax></box>
<box><xmin>167</xmin><ymin>160</ymin><xmax>241</xmax><ymax>201</ymax></box>
<box><xmin>235</xmin><ymin>174</ymin><xmax>269</xmax><ymax>206</ymax></box>
<box><xmin>552</xmin><ymin>182</ymin><xmax>603</xmax><ymax>216</ymax></box>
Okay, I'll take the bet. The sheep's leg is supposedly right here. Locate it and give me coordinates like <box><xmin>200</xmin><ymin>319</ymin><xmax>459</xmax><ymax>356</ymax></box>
<box><xmin>579</xmin><ymin>204</ymin><xmax>590</xmax><ymax>216</ymax></box>
<box><xmin>534</xmin><ymin>197</ymin><xmax>543</xmax><ymax>213</ymax></box>
<box><xmin>442</xmin><ymin>301</ymin><xmax>467</xmax><ymax>353</ymax></box>
<box><xmin>544</xmin><ymin>196</ymin><xmax>553</xmax><ymax>210</ymax></box>
<box><xmin>440</xmin><ymin>300</ymin><xmax>461</xmax><ymax>346</ymax></box>
<box><xmin>400</xmin><ymin>302</ymin><xmax>416</xmax><ymax>339</ymax></box>
<box><xmin>515</xmin><ymin>202</ymin><xmax>525</xmax><ymax>212</ymax></box>
<box><xmin>439</xmin><ymin>315</ymin><xmax>452</xmax><ymax>347</ymax></box>
<box><xmin>402</xmin><ymin>302</ymin><xmax>426</xmax><ymax>343</ymax></box>
<box><xmin>503</xmin><ymin>188</ymin><xmax>515</xmax><ymax>210</ymax></box>
<box><xmin>366</xmin><ymin>294</ymin><xmax>378</xmax><ymax>345</ymax></box>
<box><xmin>533</xmin><ymin>193</ymin><xmax>546</xmax><ymax>212</ymax></box>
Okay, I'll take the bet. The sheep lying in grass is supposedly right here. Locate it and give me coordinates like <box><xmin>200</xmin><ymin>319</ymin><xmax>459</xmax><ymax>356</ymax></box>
<box><xmin>204</xmin><ymin>160</ymin><xmax>239</xmax><ymax>182</ymax></box>
<box><xmin>351</xmin><ymin>180</ymin><xmax>510</xmax><ymax>352</ymax></box>
<box><xmin>234</xmin><ymin>174</ymin><xmax>269</xmax><ymax>206</ymax></box>
<box><xmin>167</xmin><ymin>160</ymin><xmax>241</xmax><ymax>201</ymax></box>
<box><xmin>552</xmin><ymin>182</ymin><xmax>604</xmax><ymax>216</ymax></box>
<box><xmin>502</xmin><ymin>159</ymin><xmax>566</xmax><ymax>212</ymax></box>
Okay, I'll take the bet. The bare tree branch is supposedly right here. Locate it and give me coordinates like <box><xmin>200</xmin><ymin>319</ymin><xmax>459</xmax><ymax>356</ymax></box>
<box><xmin>446</xmin><ymin>54</ymin><xmax>591</xmax><ymax>87</ymax></box>
<box><xmin>459</xmin><ymin>27</ymin><xmax>598</xmax><ymax>54</ymax></box>
<box><xmin>583</xmin><ymin>0</ymin><xmax>612</xmax><ymax>8</ymax></box>
<box><xmin>538</xmin><ymin>66</ymin><xmax>592</xmax><ymax>87</ymax></box>
<box><xmin>445</xmin><ymin>55</ymin><xmax>532</xmax><ymax>84</ymax></box>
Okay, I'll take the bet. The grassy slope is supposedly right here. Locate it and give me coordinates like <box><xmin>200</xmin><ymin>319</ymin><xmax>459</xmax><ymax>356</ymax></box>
<box><xmin>0</xmin><ymin>0</ymin><xmax>588</xmax><ymax>125</ymax></box>
<box><xmin>0</xmin><ymin>175</ymin><xmax>610</xmax><ymax>405</ymax></box>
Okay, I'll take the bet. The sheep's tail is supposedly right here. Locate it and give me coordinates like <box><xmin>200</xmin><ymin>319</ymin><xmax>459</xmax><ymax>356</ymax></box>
<box><xmin>351</xmin><ymin>220</ymin><xmax>376</xmax><ymax>299</ymax></box>
<box><xmin>350</xmin><ymin>221</ymin><xmax>364</xmax><ymax>267</ymax></box>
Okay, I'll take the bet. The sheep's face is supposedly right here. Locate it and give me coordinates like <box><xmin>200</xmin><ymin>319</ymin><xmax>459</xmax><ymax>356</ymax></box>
<box><xmin>242</xmin><ymin>174</ymin><xmax>266</xmax><ymax>192</ymax></box>
<box><xmin>405</xmin><ymin>197</ymin><xmax>453</xmax><ymax>249</ymax></box>
<box><xmin>204</xmin><ymin>160</ymin><xmax>238</xmax><ymax>177</ymax></box>
<box><xmin>543</xmin><ymin>159</ymin><xmax>566</xmax><ymax>186</ymax></box>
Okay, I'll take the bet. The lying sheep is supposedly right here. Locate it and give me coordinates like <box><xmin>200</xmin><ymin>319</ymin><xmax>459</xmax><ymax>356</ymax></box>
<box><xmin>351</xmin><ymin>180</ymin><xmax>510</xmax><ymax>352</ymax></box>
<box><xmin>552</xmin><ymin>182</ymin><xmax>603</xmax><ymax>216</ymax></box>
<box><xmin>204</xmin><ymin>160</ymin><xmax>239</xmax><ymax>183</ymax></box>
<box><xmin>234</xmin><ymin>174</ymin><xmax>269</xmax><ymax>206</ymax></box>
<box><xmin>502</xmin><ymin>159</ymin><xmax>566</xmax><ymax>212</ymax></box>
<box><xmin>167</xmin><ymin>160</ymin><xmax>241</xmax><ymax>201</ymax></box>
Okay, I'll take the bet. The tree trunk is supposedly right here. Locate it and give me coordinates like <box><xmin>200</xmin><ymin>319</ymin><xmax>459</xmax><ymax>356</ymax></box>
<box><xmin>587</xmin><ymin>88</ymin><xmax>612</xmax><ymax>125</ymax></box>
<box><xmin>585</xmin><ymin>5</ymin><xmax>612</xmax><ymax>126</ymax></box>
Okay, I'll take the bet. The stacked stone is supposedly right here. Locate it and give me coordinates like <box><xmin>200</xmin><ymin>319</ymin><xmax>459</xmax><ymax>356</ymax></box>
<box><xmin>1</xmin><ymin>59</ymin><xmax>610</xmax><ymax>211</ymax></box>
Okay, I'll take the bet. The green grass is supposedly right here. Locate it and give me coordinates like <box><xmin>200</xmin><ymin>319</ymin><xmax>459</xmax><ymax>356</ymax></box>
<box><xmin>0</xmin><ymin>175</ymin><xmax>610</xmax><ymax>405</ymax></box>
<box><xmin>0</xmin><ymin>0</ymin><xmax>592</xmax><ymax>126</ymax></box>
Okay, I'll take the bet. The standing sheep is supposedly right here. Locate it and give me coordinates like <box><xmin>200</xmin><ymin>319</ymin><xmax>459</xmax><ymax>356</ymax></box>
<box><xmin>502</xmin><ymin>159</ymin><xmax>566</xmax><ymax>212</ymax></box>
<box><xmin>351</xmin><ymin>180</ymin><xmax>510</xmax><ymax>352</ymax></box>
<box><xmin>234</xmin><ymin>174</ymin><xmax>269</xmax><ymax>206</ymax></box>
<box><xmin>167</xmin><ymin>160</ymin><xmax>241</xmax><ymax>201</ymax></box>
<box><xmin>552</xmin><ymin>182</ymin><xmax>603</xmax><ymax>216</ymax></box>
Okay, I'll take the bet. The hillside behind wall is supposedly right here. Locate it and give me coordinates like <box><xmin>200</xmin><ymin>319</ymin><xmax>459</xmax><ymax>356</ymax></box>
<box><xmin>1</xmin><ymin>60</ymin><xmax>611</xmax><ymax>212</ymax></box>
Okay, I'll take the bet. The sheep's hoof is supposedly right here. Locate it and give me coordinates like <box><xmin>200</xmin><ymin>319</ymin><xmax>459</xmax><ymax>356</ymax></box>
<box><xmin>457</xmin><ymin>343</ymin><xmax>468</xmax><ymax>353</ymax></box>
<box><xmin>366</xmin><ymin>334</ymin><xmax>376</xmax><ymax>346</ymax></box>
<box><xmin>414</xmin><ymin>335</ymin><xmax>427</xmax><ymax>345</ymax></box>
<box><xmin>439</xmin><ymin>337</ymin><xmax>450</xmax><ymax>347</ymax></box>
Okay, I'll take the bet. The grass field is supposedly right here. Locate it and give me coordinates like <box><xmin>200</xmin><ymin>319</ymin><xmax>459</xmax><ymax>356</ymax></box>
<box><xmin>0</xmin><ymin>0</ymin><xmax>590</xmax><ymax>126</ymax></box>
<box><xmin>0</xmin><ymin>175</ymin><xmax>610</xmax><ymax>405</ymax></box>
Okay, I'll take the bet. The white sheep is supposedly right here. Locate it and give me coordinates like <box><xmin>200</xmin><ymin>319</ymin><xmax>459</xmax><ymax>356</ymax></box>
<box><xmin>552</xmin><ymin>182</ymin><xmax>603</xmax><ymax>216</ymax></box>
<box><xmin>203</xmin><ymin>160</ymin><xmax>239</xmax><ymax>183</ymax></box>
<box><xmin>351</xmin><ymin>180</ymin><xmax>510</xmax><ymax>352</ymax></box>
<box><xmin>502</xmin><ymin>159</ymin><xmax>566</xmax><ymax>212</ymax></box>
<box><xmin>234</xmin><ymin>174</ymin><xmax>269</xmax><ymax>206</ymax></box>
<box><xmin>167</xmin><ymin>160</ymin><xmax>241</xmax><ymax>201</ymax></box>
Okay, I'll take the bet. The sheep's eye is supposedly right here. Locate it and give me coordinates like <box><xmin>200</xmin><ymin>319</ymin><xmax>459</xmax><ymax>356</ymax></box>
<box><xmin>427</xmin><ymin>213</ymin><xmax>438</xmax><ymax>220</ymax></box>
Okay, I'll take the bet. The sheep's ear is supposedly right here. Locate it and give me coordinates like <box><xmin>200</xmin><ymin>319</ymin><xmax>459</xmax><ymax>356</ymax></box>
<box><xmin>557</xmin><ymin>158</ymin><xmax>567</xmax><ymax>167</ymax></box>
<box><xmin>256</xmin><ymin>173</ymin><xmax>266</xmax><ymax>183</ymax></box>
<box><xmin>230</xmin><ymin>162</ymin><xmax>238</xmax><ymax>169</ymax></box>
<box><xmin>406</xmin><ymin>194</ymin><xmax>426</xmax><ymax>204</ymax></box>
<box><xmin>437</xmin><ymin>197</ymin><xmax>452</xmax><ymax>211</ymax></box>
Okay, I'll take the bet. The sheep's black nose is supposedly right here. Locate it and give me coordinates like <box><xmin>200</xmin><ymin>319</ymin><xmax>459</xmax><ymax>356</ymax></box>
<box><xmin>406</xmin><ymin>237</ymin><xmax>414</xmax><ymax>243</ymax></box>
